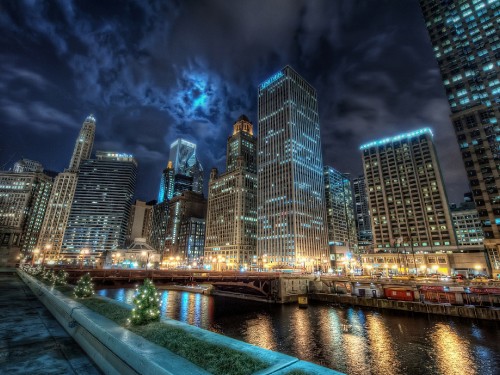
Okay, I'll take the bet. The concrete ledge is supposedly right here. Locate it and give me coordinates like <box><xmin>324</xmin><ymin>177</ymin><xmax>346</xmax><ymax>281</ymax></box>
<box><xmin>19</xmin><ymin>271</ymin><xmax>343</xmax><ymax>375</ymax></box>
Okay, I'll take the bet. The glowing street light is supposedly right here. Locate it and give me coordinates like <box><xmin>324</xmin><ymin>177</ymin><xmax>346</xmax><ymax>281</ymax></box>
<box><xmin>31</xmin><ymin>248</ymin><xmax>39</xmax><ymax>266</ymax></box>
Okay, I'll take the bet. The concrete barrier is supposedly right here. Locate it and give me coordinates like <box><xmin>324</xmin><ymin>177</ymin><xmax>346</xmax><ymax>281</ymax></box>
<box><xmin>309</xmin><ymin>293</ymin><xmax>500</xmax><ymax>321</ymax></box>
<box><xmin>18</xmin><ymin>271</ymin><xmax>343</xmax><ymax>375</ymax></box>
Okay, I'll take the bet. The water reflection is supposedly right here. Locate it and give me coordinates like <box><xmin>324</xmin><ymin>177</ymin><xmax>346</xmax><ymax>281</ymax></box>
<box><xmin>431</xmin><ymin>323</ymin><xmax>477</xmax><ymax>375</ymax></box>
<box><xmin>366</xmin><ymin>314</ymin><xmax>401</xmax><ymax>375</ymax></box>
<box><xmin>98</xmin><ymin>288</ymin><xmax>500</xmax><ymax>375</ymax></box>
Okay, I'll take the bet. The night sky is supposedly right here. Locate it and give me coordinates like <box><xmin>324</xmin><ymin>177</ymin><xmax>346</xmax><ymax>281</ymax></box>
<box><xmin>0</xmin><ymin>0</ymin><xmax>469</xmax><ymax>203</ymax></box>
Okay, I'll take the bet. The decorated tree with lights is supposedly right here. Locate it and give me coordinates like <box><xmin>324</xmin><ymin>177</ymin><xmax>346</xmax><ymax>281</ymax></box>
<box><xmin>53</xmin><ymin>270</ymin><xmax>69</xmax><ymax>286</ymax></box>
<box><xmin>74</xmin><ymin>273</ymin><xmax>94</xmax><ymax>298</ymax></box>
<box><xmin>43</xmin><ymin>269</ymin><xmax>54</xmax><ymax>284</ymax></box>
<box><xmin>129</xmin><ymin>279</ymin><xmax>161</xmax><ymax>325</ymax></box>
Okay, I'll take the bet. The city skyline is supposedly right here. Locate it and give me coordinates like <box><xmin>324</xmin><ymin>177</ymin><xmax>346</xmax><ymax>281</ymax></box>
<box><xmin>0</xmin><ymin>0</ymin><xmax>469</xmax><ymax>203</ymax></box>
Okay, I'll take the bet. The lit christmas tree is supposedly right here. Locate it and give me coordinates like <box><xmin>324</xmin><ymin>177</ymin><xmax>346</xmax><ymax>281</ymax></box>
<box><xmin>74</xmin><ymin>273</ymin><xmax>94</xmax><ymax>298</ymax></box>
<box><xmin>129</xmin><ymin>279</ymin><xmax>161</xmax><ymax>325</ymax></box>
<box><xmin>43</xmin><ymin>269</ymin><xmax>54</xmax><ymax>284</ymax></box>
<box><xmin>54</xmin><ymin>270</ymin><xmax>69</xmax><ymax>286</ymax></box>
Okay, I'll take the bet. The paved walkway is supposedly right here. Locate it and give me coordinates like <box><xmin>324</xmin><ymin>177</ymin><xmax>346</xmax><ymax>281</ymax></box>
<box><xmin>0</xmin><ymin>269</ymin><xmax>101</xmax><ymax>374</ymax></box>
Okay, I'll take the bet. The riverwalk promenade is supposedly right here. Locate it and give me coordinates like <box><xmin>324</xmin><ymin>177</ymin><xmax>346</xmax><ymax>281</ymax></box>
<box><xmin>0</xmin><ymin>269</ymin><xmax>100</xmax><ymax>374</ymax></box>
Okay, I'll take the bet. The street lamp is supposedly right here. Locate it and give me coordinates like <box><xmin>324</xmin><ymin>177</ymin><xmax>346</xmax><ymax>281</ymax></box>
<box><xmin>80</xmin><ymin>248</ymin><xmax>89</xmax><ymax>269</ymax></box>
<box><xmin>41</xmin><ymin>244</ymin><xmax>51</xmax><ymax>266</ymax></box>
<box><xmin>142</xmin><ymin>251</ymin><xmax>151</xmax><ymax>270</ymax></box>
<box><xmin>31</xmin><ymin>248</ymin><xmax>39</xmax><ymax>266</ymax></box>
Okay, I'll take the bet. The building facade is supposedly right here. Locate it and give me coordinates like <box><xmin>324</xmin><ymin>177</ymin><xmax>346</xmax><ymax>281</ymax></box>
<box><xmin>451</xmin><ymin>201</ymin><xmax>484</xmax><ymax>248</ymax></box>
<box><xmin>37</xmin><ymin>114</ymin><xmax>96</xmax><ymax>259</ymax></box>
<box><xmin>324</xmin><ymin>166</ymin><xmax>358</xmax><ymax>272</ymax></box>
<box><xmin>361</xmin><ymin>128</ymin><xmax>457</xmax><ymax>253</ymax></box>
<box><xmin>148</xmin><ymin>201</ymin><xmax>170</xmax><ymax>254</ymax></box>
<box><xmin>13</xmin><ymin>159</ymin><xmax>43</xmax><ymax>173</ymax></box>
<box><xmin>353</xmin><ymin>174</ymin><xmax>373</xmax><ymax>252</ymax></box>
<box><xmin>419</xmin><ymin>0</ymin><xmax>500</xmax><ymax>277</ymax></box>
<box><xmin>61</xmin><ymin>152</ymin><xmax>137</xmax><ymax>255</ymax></box>
<box><xmin>205</xmin><ymin>116</ymin><xmax>258</xmax><ymax>270</ymax></box>
<box><xmin>0</xmin><ymin>169</ymin><xmax>53</xmax><ymax>264</ymax></box>
<box><xmin>126</xmin><ymin>200</ymin><xmax>154</xmax><ymax>246</ymax></box>
<box><xmin>167</xmin><ymin>138</ymin><xmax>204</xmax><ymax>195</ymax></box>
<box><xmin>164</xmin><ymin>191</ymin><xmax>206</xmax><ymax>264</ymax></box>
<box><xmin>257</xmin><ymin>66</ymin><xmax>329</xmax><ymax>270</ymax></box>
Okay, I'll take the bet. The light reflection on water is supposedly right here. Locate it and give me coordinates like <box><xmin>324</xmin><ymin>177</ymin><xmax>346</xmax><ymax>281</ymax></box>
<box><xmin>97</xmin><ymin>288</ymin><xmax>500</xmax><ymax>375</ymax></box>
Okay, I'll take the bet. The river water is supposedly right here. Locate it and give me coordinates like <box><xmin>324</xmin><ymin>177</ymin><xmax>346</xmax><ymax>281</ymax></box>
<box><xmin>97</xmin><ymin>288</ymin><xmax>500</xmax><ymax>375</ymax></box>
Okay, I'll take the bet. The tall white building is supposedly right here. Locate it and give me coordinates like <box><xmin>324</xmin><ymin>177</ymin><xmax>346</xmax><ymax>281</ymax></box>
<box><xmin>361</xmin><ymin>128</ymin><xmax>457</xmax><ymax>252</ymax></box>
<box><xmin>205</xmin><ymin>116</ymin><xmax>257</xmax><ymax>270</ymax></box>
<box><xmin>257</xmin><ymin>66</ymin><xmax>328</xmax><ymax>270</ymax></box>
<box><xmin>37</xmin><ymin>114</ymin><xmax>95</xmax><ymax>260</ymax></box>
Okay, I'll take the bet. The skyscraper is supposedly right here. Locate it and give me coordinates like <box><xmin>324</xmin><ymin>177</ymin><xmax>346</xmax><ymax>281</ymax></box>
<box><xmin>324</xmin><ymin>166</ymin><xmax>357</xmax><ymax>271</ymax></box>
<box><xmin>167</xmin><ymin>138</ymin><xmax>204</xmax><ymax>195</ymax></box>
<box><xmin>205</xmin><ymin>116</ymin><xmax>258</xmax><ymax>270</ymax></box>
<box><xmin>164</xmin><ymin>191</ymin><xmax>206</xmax><ymax>264</ymax></box>
<box><xmin>361</xmin><ymin>128</ymin><xmax>457</xmax><ymax>252</ymax></box>
<box><xmin>0</xmin><ymin>168</ymin><xmax>53</xmax><ymax>265</ymax></box>
<box><xmin>62</xmin><ymin>152</ymin><xmax>137</xmax><ymax>254</ymax></box>
<box><xmin>257</xmin><ymin>66</ymin><xmax>328</xmax><ymax>270</ymax></box>
<box><xmin>353</xmin><ymin>175</ymin><xmax>373</xmax><ymax>252</ymax></box>
<box><xmin>37</xmin><ymin>114</ymin><xmax>96</xmax><ymax>259</ymax></box>
<box><xmin>419</xmin><ymin>0</ymin><xmax>500</xmax><ymax>277</ymax></box>
<box><xmin>157</xmin><ymin>161</ymin><xmax>175</xmax><ymax>203</ymax></box>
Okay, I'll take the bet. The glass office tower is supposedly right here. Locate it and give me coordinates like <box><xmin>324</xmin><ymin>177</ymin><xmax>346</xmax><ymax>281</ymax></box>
<box><xmin>62</xmin><ymin>152</ymin><xmax>137</xmax><ymax>254</ymax></box>
<box><xmin>257</xmin><ymin>66</ymin><xmax>328</xmax><ymax>270</ymax></box>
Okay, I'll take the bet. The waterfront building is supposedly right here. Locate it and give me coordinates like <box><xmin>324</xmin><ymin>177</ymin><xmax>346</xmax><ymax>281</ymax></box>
<box><xmin>61</xmin><ymin>151</ymin><xmax>137</xmax><ymax>256</ymax></box>
<box><xmin>167</xmin><ymin>138</ymin><xmax>204</xmax><ymax>195</ymax></box>
<box><xmin>419</xmin><ymin>0</ymin><xmax>500</xmax><ymax>277</ymax></box>
<box><xmin>451</xmin><ymin>201</ymin><xmax>484</xmax><ymax>248</ymax></box>
<box><xmin>361</xmin><ymin>128</ymin><xmax>457</xmax><ymax>256</ymax></box>
<box><xmin>205</xmin><ymin>116</ymin><xmax>258</xmax><ymax>270</ymax></box>
<box><xmin>323</xmin><ymin>166</ymin><xmax>358</xmax><ymax>272</ymax></box>
<box><xmin>13</xmin><ymin>159</ymin><xmax>43</xmax><ymax>173</ymax></box>
<box><xmin>148</xmin><ymin>201</ymin><xmax>169</xmax><ymax>254</ymax></box>
<box><xmin>0</xmin><ymin>169</ymin><xmax>53</xmax><ymax>265</ymax></box>
<box><xmin>257</xmin><ymin>66</ymin><xmax>329</xmax><ymax>270</ymax></box>
<box><xmin>126</xmin><ymin>200</ymin><xmax>154</xmax><ymax>246</ymax></box>
<box><xmin>164</xmin><ymin>191</ymin><xmax>206</xmax><ymax>265</ymax></box>
<box><xmin>37</xmin><ymin>115</ymin><xmax>96</xmax><ymax>260</ymax></box>
<box><xmin>353</xmin><ymin>175</ymin><xmax>373</xmax><ymax>253</ymax></box>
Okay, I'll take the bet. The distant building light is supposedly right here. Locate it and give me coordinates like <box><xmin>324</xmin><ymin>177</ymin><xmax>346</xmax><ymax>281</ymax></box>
<box><xmin>359</xmin><ymin>128</ymin><xmax>434</xmax><ymax>150</ymax></box>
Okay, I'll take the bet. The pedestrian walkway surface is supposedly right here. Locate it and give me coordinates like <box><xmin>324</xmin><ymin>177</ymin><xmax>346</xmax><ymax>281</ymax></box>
<box><xmin>0</xmin><ymin>269</ymin><xmax>101</xmax><ymax>374</ymax></box>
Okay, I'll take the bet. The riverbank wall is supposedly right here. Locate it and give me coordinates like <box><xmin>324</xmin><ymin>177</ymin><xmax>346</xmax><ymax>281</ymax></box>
<box><xmin>309</xmin><ymin>293</ymin><xmax>500</xmax><ymax>321</ymax></box>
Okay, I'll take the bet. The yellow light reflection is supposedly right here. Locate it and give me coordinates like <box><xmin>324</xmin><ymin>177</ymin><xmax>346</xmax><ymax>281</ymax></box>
<box><xmin>366</xmin><ymin>314</ymin><xmax>401</xmax><ymax>375</ymax></box>
<box><xmin>342</xmin><ymin>312</ymin><xmax>370</xmax><ymax>375</ymax></box>
<box><xmin>289</xmin><ymin>308</ymin><xmax>314</xmax><ymax>357</ymax></box>
<box><xmin>243</xmin><ymin>313</ymin><xmax>277</xmax><ymax>350</ymax></box>
<box><xmin>431</xmin><ymin>323</ymin><xmax>477</xmax><ymax>375</ymax></box>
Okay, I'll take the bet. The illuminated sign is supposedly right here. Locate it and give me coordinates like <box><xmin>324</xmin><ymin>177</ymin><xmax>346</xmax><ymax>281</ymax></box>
<box><xmin>359</xmin><ymin>128</ymin><xmax>433</xmax><ymax>150</ymax></box>
<box><xmin>260</xmin><ymin>71</ymin><xmax>284</xmax><ymax>90</ymax></box>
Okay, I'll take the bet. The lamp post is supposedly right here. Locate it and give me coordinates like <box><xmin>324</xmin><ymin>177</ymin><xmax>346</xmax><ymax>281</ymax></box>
<box><xmin>31</xmin><ymin>248</ymin><xmax>39</xmax><ymax>266</ymax></box>
<box><xmin>80</xmin><ymin>249</ymin><xmax>89</xmax><ymax>269</ymax></box>
<box><xmin>41</xmin><ymin>244</ymin><xmax>51</xmax><ymax>266</ymax></box>
<box><xmin>142</xmin><ymin>251</ymin><xmax>151</xmax><ymax>270</ymax></box>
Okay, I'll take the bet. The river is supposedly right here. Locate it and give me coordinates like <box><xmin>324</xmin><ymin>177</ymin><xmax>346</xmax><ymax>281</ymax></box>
<box><xmin>97</xmin><ymin>288</ymin><xmax>500</xmax><ymax>375</ymax></box>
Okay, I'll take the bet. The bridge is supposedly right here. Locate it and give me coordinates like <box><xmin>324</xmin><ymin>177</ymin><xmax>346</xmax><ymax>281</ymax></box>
<box><xmin>48</xmin><ymin>267</ymin><xmax>500</xmax><ymax>304</ymax></box>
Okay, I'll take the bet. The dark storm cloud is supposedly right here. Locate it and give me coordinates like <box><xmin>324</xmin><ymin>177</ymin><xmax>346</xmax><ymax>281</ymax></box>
<box><xmin>0</xmin><ymin>0</ymin><xmax>468</xmax><ymax>202</ymax></box>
